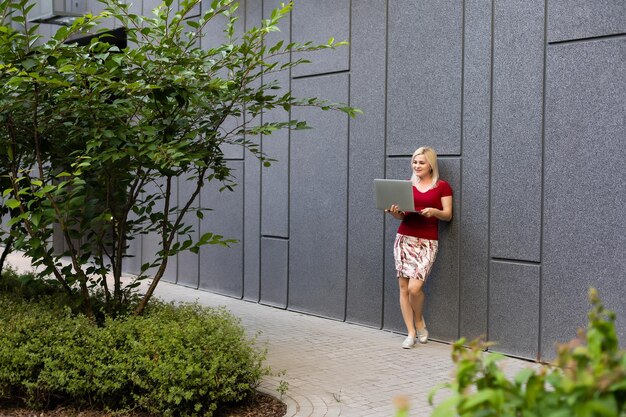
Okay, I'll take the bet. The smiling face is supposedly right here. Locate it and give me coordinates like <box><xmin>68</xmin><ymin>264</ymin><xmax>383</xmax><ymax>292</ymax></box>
<box><xmin>412</xmin><ymin>154</ymin><xmax>433</xmax><ymax>180</ymax></box>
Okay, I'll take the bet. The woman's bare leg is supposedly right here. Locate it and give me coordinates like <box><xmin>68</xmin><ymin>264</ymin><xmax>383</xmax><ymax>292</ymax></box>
<box><xmin>409</xmin><ymin>280</ymin><xmax>426</xmax><ymax>330</ymax></box>
<box><xmin>398</xmin><ymin>277</ymin><xmax>416</xmax><ymax>337</ymax></box>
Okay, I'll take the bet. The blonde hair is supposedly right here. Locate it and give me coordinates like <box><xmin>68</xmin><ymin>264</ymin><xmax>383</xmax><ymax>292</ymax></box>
<box><xmin>410</xmin><ymin>146</ymin><xmax>439</xmax><ymax>188</ymax></box>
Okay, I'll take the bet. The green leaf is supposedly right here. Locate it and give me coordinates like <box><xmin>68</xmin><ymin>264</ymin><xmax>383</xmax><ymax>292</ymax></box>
<box><xmin>461</xmin><ymin>389</ymin><xmax>498</xmax><ymax>410</ymax></box>
<box><xmin>30</xmin><ymin>212</ymin><xmax>42</xmax><ymax>227</ymax></box>
<box><xmin>576</xmin><ymin>397</ymin><xmax>618</xmax><ymax>417</ymax></box>
<box><xmin>430</xmin><ymin>396</ymin><xmax>458</xmax><ymax>417</ymax></box>
<box><xmin>514</xmin><ymin>368</ymin><xmax>535</xmax><ymax>386</ymax></box>
<box><xmin>4</xmin><ymin>198</ymin><xmax>20</xmax><ymax>209</ymax></box>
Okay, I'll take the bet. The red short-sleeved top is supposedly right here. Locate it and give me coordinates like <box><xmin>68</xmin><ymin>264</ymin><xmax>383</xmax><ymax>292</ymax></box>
<box><xmin>397</xmin><ymin>180</ymin><xmax>453</xmax><ymax>240</ymax></box>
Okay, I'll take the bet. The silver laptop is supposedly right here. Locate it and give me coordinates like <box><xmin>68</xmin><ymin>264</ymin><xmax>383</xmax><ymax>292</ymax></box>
<box><xmin>374</xmin><ymin>179</ymin><xmax>415</xmax><ymax>212</ymax></box>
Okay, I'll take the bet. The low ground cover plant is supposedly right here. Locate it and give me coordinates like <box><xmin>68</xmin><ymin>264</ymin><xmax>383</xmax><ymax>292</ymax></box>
<box><xmin>0</xmin><ymin>282</ymin><xmax>268</xmax><ymax>417</ymax></box>
<box><xmin>429</xmin><ymin>288</ymin><xmax>626</xmax><ymax>417</ymax></box>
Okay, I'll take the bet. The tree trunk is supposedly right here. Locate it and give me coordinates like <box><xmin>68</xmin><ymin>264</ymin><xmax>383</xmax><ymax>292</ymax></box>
<box><xmin>134</xmin><ymin>256</ymin><xmax>169</xmax><ymax>315</ymax></box>
<box><xmin>0</xmin><ymin>234</ymin><xmax>15</xmax><ymax>275</ymax></box>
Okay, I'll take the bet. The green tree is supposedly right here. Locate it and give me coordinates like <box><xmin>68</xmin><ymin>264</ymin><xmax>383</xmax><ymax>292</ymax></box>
<box><xmin>0</xmin><ymin>0</ymin><xmax>359</xmax><ymax>317</ymax></box>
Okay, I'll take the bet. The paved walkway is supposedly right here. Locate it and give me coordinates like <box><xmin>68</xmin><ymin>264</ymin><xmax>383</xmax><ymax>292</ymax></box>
<box><xmin>5</xmin><ymin>252</ymin><xmax>535</xmax><ymax>417</ymax></box>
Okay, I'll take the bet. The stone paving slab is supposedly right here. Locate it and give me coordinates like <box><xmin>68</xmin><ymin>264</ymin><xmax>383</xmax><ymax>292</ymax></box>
<box><xmin>5</xmin><ymin>252</ymin><xmax>538</xmax><ymax>417</ymax></box>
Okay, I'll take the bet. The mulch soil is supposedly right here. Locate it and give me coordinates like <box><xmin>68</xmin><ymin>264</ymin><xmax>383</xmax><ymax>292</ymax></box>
<box><xmin>0</xmin><ymin>392</ymin><xmax>286</xmax><ymax>417</ymax></box>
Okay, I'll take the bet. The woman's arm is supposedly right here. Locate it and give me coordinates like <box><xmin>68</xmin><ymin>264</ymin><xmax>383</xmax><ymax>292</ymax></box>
<box><xmin>420</xmin><ymin>196</ymin><xmax>452</xmax><ymax>221</ymax></box>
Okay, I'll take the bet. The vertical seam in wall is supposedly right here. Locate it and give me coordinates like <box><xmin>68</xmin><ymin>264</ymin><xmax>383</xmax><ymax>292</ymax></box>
<box><xmin>196</xmin><ymin>189</ymin><xmax>200</xmax><ymax>289</ymax></box>
<box><xmin>344</xmin><ymin>0</ymin><xmax>353</xmax><ymax>322</ymax></box>
<box><xmin>344</xmin><ymin>74</ymin><xmax>350</xmax><ymax>322</ymax></box>
<box><xmin>285</xmin><ymin>0</ymin><xmax>292</xmax><ymax>309</ymax></box>
<box><xmin>381</xmin><ymin>0</ymin><xmax>390</xmax><ymax>329</ymax></box>
<box><xmin>458</xmin><ymin>0</ymin><xmax>466</xmax><ymax>340</ymax></box>
<box><xmin>241</xmin><ymin>156</ymin><xmax>246</xmax><ymax>298</ymax></box>
<box><xmin>241</xmin><ymin>0</ymin><xmax>247</xmax><ymax>299</ymax></box>
<box><xmin>174</xmin><ymin>177</ymin><xmax>179</xmax><ymax>284</ymax></box>
<box><xmin>487</xmin><ymin>0</ymin><xmax>496</xmax><ymax>345</ymax></box>
<box><xmin>258</xmin><ymin>0</ymin><xmax>265</xmax><ymax>303</ymax></box>
<box><xmin>538</xmin><ymin>0</ymin><xmax>549</xmax><ymax>361</ymax></box>
<box><xmin>460</xmin><ymin>1</ymin><xmax>466</xmax><ymax>158</ymax></box>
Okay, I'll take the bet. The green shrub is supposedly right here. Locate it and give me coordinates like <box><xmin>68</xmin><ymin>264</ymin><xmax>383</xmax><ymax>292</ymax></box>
<box><xmin>429</xmin><ymin>288</ymin><xmax>626</xmax><ymax>417</ymax></box>
<box><xmin>0</xmin><ymin>267</ymin><xmax>64</xmax><ymax>299</ymax></box>
<box><xmin>0</xmin><ymin>267</ymin><xmax>140</xmax><ymax>320</ymax></box>
<box><xmin>0</xmin><ymin>296</ymin><xmax>268</xmax><ymax>416</ymax></box>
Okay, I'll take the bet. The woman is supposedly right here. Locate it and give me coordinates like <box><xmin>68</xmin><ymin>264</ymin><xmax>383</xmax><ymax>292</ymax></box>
<box><xmin>386</xmin><ymin>147</ymin><xmax>453</xmax><ymax>349</ymax></box>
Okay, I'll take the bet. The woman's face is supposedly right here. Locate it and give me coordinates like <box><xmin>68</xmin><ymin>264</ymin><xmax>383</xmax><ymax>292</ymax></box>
<box><xmin>412</xmin><ymin>154</ymin><xmax>432</xmax><ymax>179</ymax></box>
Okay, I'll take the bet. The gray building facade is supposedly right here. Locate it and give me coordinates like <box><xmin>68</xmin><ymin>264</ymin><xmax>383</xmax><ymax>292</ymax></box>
<box><xmin>30</xmin><ymin>0</ymin><xmax>626</xmax><ymax>361</ymax></box>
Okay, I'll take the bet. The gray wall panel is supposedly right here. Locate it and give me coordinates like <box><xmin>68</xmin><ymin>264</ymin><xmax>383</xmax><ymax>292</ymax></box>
<box><xmin>548</xmin><ymin>0</ymin><xmax>626</xmax><ymax>43</ymax></box>
<box><xmin>176</xmin><ymin>176</ymin><xmax>200</xmax><ymax>288</ymax></box>
<box><xmin>261</xmin><ymin>0</ymin><xmax>290</xmax><ymax>238</ymax></box>
<box><xmin>140</xmin><ymin>182</ymin><xmax>160</xmax><ymax>277</ymax></box>
<box><xmin>141</xmin><ymin>178</ymin><xmax>178</xmax><ymax>281</ymax></box>
<box><xmin>260</xmin><ymin>237</ymin><xmax>289</xmax><ymax>308</ymax></box>
<box><xmin>225</xmin><ymin>3</ymin><xmax>247</xmax><ymax>160</ymax></box>
<box><xmin>382</xmin><ymin>157</ymin><xmax>460</xmax><ymax>341</ymax></box>
<box><xmin>220</xmin><ymin>117</ymin><xmax>246</xmax><ymax>161</ymax></box>
<box><xmin>142</xmin><ymin>0</ymin><xmax>161</xmax><ymax>16</ymax></box>
<box><xmin>123</xmin><ymin>234</ymin><xmax>142</xmax><ymax>276</ymax></box>
<box><xmin>291</xmin><ymin>0</ymin><xmax>350</xmax><ymax>78</ymax></box>
<box><xmin>261</xmin><ymin>128</ymin><xmax>289</xmax><ymax>237</ymax></box>
<box><xmin>200</xmin><ymin>4</ymin><xmax>245</xmax><ymax>160</ymax></box>
<box><xmin>425</xmin><ymin>158</ymin><xmax>460</xmax><ymax>342</ymax></box>
<box><xmin>289</xmin><ymin>74</ymin><xmax>349</xmax><ymax>319</ymax></box>
<box><xmin>244</xmin><ymin>144</ymin><xmax>261</xmax><ymax>300</ymax></box>
<box><xmin>242</xmin><ymin>0</ymin><xmax>263</xmax><ymax>301</ymax></box>
<box><xmin>163</xmin><ymin>179</ymin><xmax>178</xmax><ymax>283</ymax></box>
<box><xmin>33</xmin><ymin>24</ymin><xmax>55</xmax><ymax>46</ymax></box>
<box><xmin>120</xmin><ymin>170</ymin><xmax>143</xmax><ymax>276</ymax></box>
<box><xmin>387</xmin><ymin>0</ymin><xmax>463</xmax><ymax>156</ymax></box>
<box><xmin>542</xmin><ymin>38</ymin><xmax>626</xmax><ymax>357</ymax></box>
<box><xmin>198</xmin><ymin>161</ymin><xmax>244</xmax><ymax>298</ymax></box>
<box><xmin>382</xmin><ymin>159</ymin><xmax>408</xmax><ymax>334</ymax></box>
<box><xmin>490</xmin><ymin>0</ymin><xmax>544</xmax><ymax>262</ymax></box>
<box><xmin>177</xmin><ymin>0</ymin><xmax>200</xmax><ymax>18</ymax></box>
<box><xmin>345</xmin><ymin>0</ymin><xmax>387</xmax><ymax>327</ymax></box>
<box><xmin>459</xmin><ymin>0</ymin><xmax>492</xmax><ymax>340</ymax></box>
<box><xmin>86</xmin><ymin>0</ymin><xmax>121</xmax><ymax>29</ymax></box>
<box><xmin>489</xmin><ymin>261</ymin><xmax>540</xmax><ymax>359</ymax></box>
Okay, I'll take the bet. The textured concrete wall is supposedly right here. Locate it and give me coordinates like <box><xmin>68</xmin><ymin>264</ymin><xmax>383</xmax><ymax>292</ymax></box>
<box><xmin>24</xmin><ymin>0</ymin><xmax>625</xmax><ymax>361</ymax></box>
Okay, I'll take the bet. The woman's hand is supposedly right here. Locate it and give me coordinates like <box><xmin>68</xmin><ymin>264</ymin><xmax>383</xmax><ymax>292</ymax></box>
<box><xmin>419</xmin><ymin>196</ymin><xmax>453</xmax><ymax>221</ymax></box>
<box><xmin>420</xmin><ymin>207</ymin><xmax>435</xmax><ymax>218</ymax></box>
<box><xmin>385</xmin><ymin>204</ymin><xmax>405</xmax><ymax>220</ymax></box>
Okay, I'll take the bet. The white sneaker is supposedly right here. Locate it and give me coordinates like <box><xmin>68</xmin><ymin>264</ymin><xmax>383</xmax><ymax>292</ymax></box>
<box><xmin>416</xmin><ymin>327</ymin><xmax>428</xmax><ymax>344</ymax></box>
<box><xmin>401</xmin><ymin>336</ymin><xmax>416</xmax><ymax>349</ymax></box>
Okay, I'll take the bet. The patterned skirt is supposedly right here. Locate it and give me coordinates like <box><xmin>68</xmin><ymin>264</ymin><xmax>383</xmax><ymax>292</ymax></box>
<box><xmin>393</xmin><ymin>234</ymin><xmax>439</xmax><ymax>281</ymax></box>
